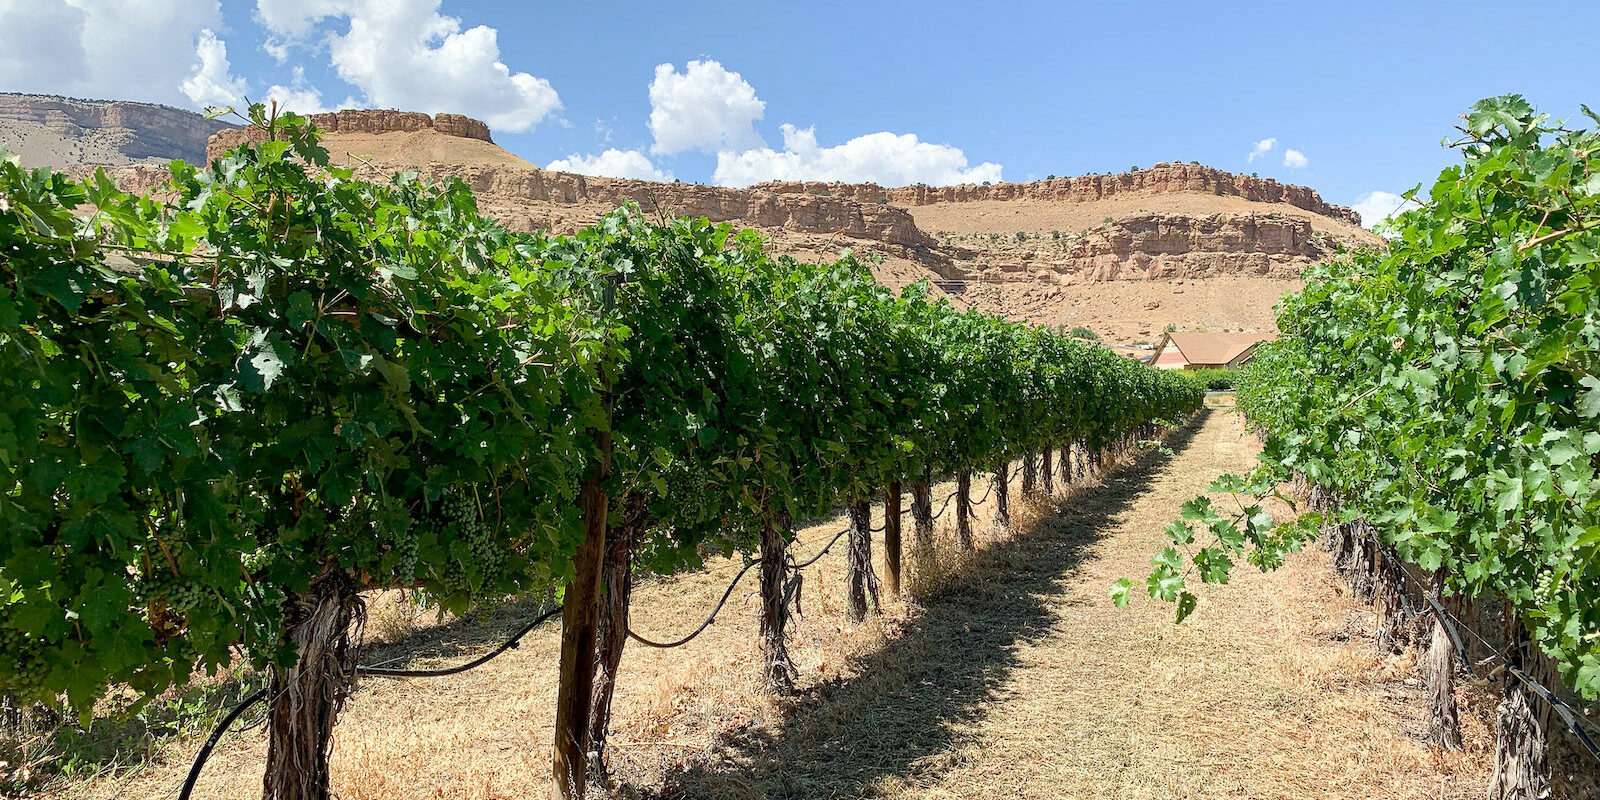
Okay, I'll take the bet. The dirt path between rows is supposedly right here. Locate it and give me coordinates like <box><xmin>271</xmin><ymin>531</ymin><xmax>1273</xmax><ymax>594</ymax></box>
<box><xmin>68</xmin><ymin>404</ymin><xmax>1492</xmax><ymax>800</ymax></box>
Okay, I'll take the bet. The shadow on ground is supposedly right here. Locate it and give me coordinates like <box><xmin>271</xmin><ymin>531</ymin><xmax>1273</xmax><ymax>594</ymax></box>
<box><xmin>646</xmin><ymin>410</ymin><xmax>1209</xmax><ymax>799</ymax></box>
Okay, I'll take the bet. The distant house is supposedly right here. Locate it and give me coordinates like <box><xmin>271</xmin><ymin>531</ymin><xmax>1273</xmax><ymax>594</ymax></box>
<box><xmin>1151</xmin><ymin>331</ymin><xmax>1272</xmax><ymax>370</ymax></box>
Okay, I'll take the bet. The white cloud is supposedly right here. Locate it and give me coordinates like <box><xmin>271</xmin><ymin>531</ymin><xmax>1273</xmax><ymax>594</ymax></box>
<box><xmin>713</xmin><ymin>124</ymin><xmax>1003</xmax><ymax>188</ymax></box>
<box><xmin>1350</xmin><ymin>190</ymin><xmax>1421</xmax><ymax>231</ymax></box>
<box><xmin>1247</xmin><ymin>137</ymin><xmax>1276</xmax><ymax>162</ymax></box>
<box><xmin>264</xmin><ymin>67</ymin><xmax>331</xmax><ymax>115</ymax></box>
<box><xmin>1282</xmin><ymin>148</ymin><xmax>1308</xmax><ymax>168</ymax></box>
<box><xmin>254</xmin><ymin>0</ymin><xmax>561</xmax><ymax>133</ymax></box>
<box><xmin>546</xmin><ymin>149</ymin><xmax>673</xmax><ymax>182</ymax></box>
<box><xmin>181</xmin><ymin>28</ymin><xmax>248</xmax><ymax>108</ymax></box>
<box><xmin>648</xmin><ymin>60</ymin><xmax>765</xmax><ymax>155</ymax></box>
<box><xmin>253</xmin><ymin>0</ymin><xmax>332</xmax><ymax>36</ymax></box>
<box><xmin>0</xmin><ymin>0</ymin><xmax>224</xmax><ymax>107</ymax></box>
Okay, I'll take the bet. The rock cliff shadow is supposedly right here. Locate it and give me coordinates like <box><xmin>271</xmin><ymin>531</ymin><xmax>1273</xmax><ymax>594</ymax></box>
<box><xmin>646</xmin><ymin>409</ymin><xmax>1210</xmax><ymax>799</ymax></box>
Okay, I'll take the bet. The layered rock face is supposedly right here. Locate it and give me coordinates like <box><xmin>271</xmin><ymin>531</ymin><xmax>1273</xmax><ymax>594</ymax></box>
<box><xmin>1059</xmin><ymin>212</ymin><xmax>1328</xmax><ymax>281</ymax></box>
<box><xmin>755</xmin><ymin>161</ymin><xmax>1362</xmax><ymax>226</ymax></box>
<box><xmin>0</xmin><ymin>93</ymin><xmax>234</xmax><ymax>167</ymax></box>
<box><xmin>971</xmin><ymin>212</ymin><xmax>1340</xmax><ymax>284</ymax></box>
<box><xmin>204</xmin><ymin>110</ymin><xmax>932</xmax><ymax>254</ymax></box>
<box><xmin>207</xmin><ymin>109</ymin><xmax>491</xmax><ymax>156</ymax></box>
<box><xmin>441</xmin><ymin>166</ymin><xmax>936</xmax><ymax>249</ymax></box>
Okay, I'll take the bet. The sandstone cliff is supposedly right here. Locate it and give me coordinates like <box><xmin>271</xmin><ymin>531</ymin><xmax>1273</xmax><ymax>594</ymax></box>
<box><xmin>65</xmin><ymin>106</ymin><xmax>1378</xmax><ymax>344</ymax></box>
<box><xmin>0</xmin><ymin>93</ymin><xmax>234</xmax><ymax>167</ymax></box>
<box><xmin>975</xmin><ymin>212</ymin><xmax>1340</xmax><ymax>284</ymax></box>
<box><xmin>197</xmin><ymin>110</ymin><xmax>948</xmax><ymax>275</ymax></box>
<box><xmin>207</xmin><ymin>109</ymin><xmax>492</xmax><ymax>155</ymax></box>
<box><xmin>755</xmin><ymin>161</ymin><xmax>1363</xmax><ymax>227</ymax></box>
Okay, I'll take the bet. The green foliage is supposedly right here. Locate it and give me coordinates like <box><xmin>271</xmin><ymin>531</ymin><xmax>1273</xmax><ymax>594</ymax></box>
<box><xmin>1129</xmin><ymin>96</ymin><xmax>1600</xmax><ymax>699</ymax></box>
<box><xmin>1187</xmin><ymin>367</ymin><xmax>1239</xmax><ymax>391</ymax></box>
<box><xmin>1067</xmin><ymin>326</ymin><xmax>1099</xmax><ymax>342</ymax></box>
<box><xmin>0</xmin><ymin>106</ymin><xmax>1206</xmax><ymax>716</ymax></box>
<box><xmin>0</xmin><ymin>107</ymin><xmax>609</xmax><ymax>709</ymax></box>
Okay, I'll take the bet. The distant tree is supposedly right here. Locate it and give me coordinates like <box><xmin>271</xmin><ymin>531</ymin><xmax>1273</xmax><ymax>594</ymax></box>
<box><xmin>1068</xmin><ymin>326</ymin><xmax>1099</xmax><ymax>342</ymax></box>
<box><xmin>1046</xmin><ymin>174</ymin><xmax>1057</xmax><ymax>180</ymax></box>
<box><xmin>1015</xmin><ymin>231</ymin><xmax>1027</xmax><ymax>242</ymax></box>
<box><xmin>982</xmin><ymin>181</ymin><xmax>992</xmax><ymax>186</ymax></box>
<box><xmin>1162</xmin><ymin>323</ymin><xmax>1178</xmax><ymax>334</ymax></box>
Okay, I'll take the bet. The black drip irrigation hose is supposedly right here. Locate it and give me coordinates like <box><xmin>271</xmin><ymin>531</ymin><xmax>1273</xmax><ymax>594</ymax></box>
<box><xmin>177</xmin><ymin>686</ymin><xmax>269</xmax><ymax>800</ymax></box>
<box><xmin>177</xmin><ymin>605</ymin><xmax>563</xmax><ymax>799</ymax></box>
<box><xmin>791</xmin><ymin>527</ymin><xmax>851</xmax><ymax>570</ymax></box>
<box><xmin>357</xmin><ymin>606</ymin><xmax>562</xmax><ymax>678</ymax></box>
<box><xmin>929</xmin><ymin>489</ymin><xmax>959</xmax><ymax>522</ymax></box>
<box><xmin>970</xmin><ymin>480</ymin><xmax>995</xmax><ymax>507</ymax></box>
<box><xmin>627</xmin><ymin>559</ymin><xmax>761</xmax><ymax>648</ymax></box>
<box><xmin>1394</xmin><ymin>563</ymin><xmax>1600</xmax><ymax>763</ymax></box>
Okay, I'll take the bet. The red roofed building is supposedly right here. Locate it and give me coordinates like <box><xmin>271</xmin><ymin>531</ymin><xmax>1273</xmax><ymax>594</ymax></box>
<box><xmin>1151</xmin><ymin>331</ymin><xmax>1272</xmax><ymax>370</ymax></box>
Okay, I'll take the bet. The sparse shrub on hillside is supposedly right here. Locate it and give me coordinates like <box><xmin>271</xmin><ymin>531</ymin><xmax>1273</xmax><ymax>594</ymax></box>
<box><xmin>1068</xmin><ymin>326</ymin><xmax>1099</xmax><ymax>342</ymax></box>
<box><xmin>1015</xmin><ymin>231</ymin><xmax>1027</xmax><ymax>242</ymax></box>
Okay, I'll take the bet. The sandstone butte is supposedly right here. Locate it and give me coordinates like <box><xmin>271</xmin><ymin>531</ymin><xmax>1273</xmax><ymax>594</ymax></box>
<box><xmin>42</xmin><ymin>106</ymin><xmax>1382</xmax><ymax>341</ymax></box>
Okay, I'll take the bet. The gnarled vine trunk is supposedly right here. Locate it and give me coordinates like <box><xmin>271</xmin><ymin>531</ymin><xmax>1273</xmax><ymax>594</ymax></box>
<box><xmin>1040</xmin><ymin>449</ymin><xmax>1054</xmax><ymax>497</ymax></box>
<box><xmin>587</xmin><ymin>493</ymin><xmax>647</xmax><ymax>784</ymax></box>
<box><xmin>1059</xmin><ymin>443</ymin><xmax>1073</xmax><ymax>486</ymax></box>
<box><xmin>1424</xmin><ymin>568</ymin><xmax>1462</xmax><ymax>751</ymax></box>
<box><xmin>884</xmin><ymin>482</ymin><xmax>903</xmax><ymax>596</ymax></box>
<box><xmin>846</xmin><ymin>498</ymin><xmax>878</xmax><ymax>620</ymax></box>
<box><xmin>1021</xmin><ymin>452</ymin><xmax>1037</xmax><ymax>497</ymax></box>
<box><xmin>552</xmin><ymin>432</ymin><xmax>610</xmax><ymax>800</ymax></box>
<box><xmin>955</xmin><ymin>471</ymin><xmax>974</xmax><ymax>551</ymax></box>
<box><xmin>262</xmin><ymin>569</ymin><xmax>362</xmax><ymax>800</ymax></box>
<box><xmin>993</xmin><ymin>463</ymin><xmax>1010</xmax><ymax>529</ymax></box>
<box><xmin>910</xmin><ymin>474</ymin><xmax>933</xmax><ymax>557</ymax></box>
<box><xmin>1373</xmin><ymin>546</ymin><xmax>1408</xmax><ymax>653</ymax></box>
<box><xmin>1488</xmin><ymin>614</ymin><xmax>1550</xmax><ymax>800</ymax></box>
<box><xmin>758</xmin><ymin>505</ymin><xmax>797</xmax><ymax>693</ymax></box>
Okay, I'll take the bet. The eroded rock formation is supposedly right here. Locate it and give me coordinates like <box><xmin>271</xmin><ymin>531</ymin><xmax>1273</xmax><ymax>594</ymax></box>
<box><xmin>755</xmin><ymin>161</ymin><xmax>1362</xmax><ymax>226</ymax></box>
<box><xmin>207</xmin><ymin>109</ymin><xmax>491</xmax><ymax>155</ymax></box>
<box><xmin>0</xmin><ymin>93</ymin><xmax>234</xmax><ymax>167</ymax></box>
<box><xmin>968</xmin><ymin>212</ymin><xmax>1351</xmax><ymax>284</ymax></box>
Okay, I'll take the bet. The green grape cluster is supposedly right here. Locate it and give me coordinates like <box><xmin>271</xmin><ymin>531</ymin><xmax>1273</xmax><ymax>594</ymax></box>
<box><xmin>165</xmin><ymin>582</ymin><xmax>208</xmax><ymax>614</ymax></box>
<box><xmin>0</xmin><ymin>629</ymin><xmax>46</xmax><ymax>691</ymax></box>
<box><xmin>391</xmin><ymin>532</ymin><xmax>420</xmax><ymax>583</ymax></box>
<box><xmin>413</xmin><ymin>485</ymin><xmax>506</xmax><ymax>596</ymax></box>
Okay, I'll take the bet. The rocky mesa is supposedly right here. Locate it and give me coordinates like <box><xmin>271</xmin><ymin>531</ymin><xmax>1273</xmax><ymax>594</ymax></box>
<box><xmin>755</xmin><ymin>161</ymin><xmax>1363</xmax><ymax>227</ymax></box>
<box><xmin>0</xmin><ymin>92</ymin><xmax>234</xmax><ymax>168</ymax></box>
<box><xmin>4</xmin><ymin>102</ymin><xmax>1382</xmax><ymax>339</ymax></box>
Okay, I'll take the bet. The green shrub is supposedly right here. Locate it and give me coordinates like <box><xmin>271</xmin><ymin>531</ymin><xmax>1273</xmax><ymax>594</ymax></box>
<box><xmin>1187</xmin><ymin>367</ymin><xmax>1240</xmax><ymax>391</ymax></box>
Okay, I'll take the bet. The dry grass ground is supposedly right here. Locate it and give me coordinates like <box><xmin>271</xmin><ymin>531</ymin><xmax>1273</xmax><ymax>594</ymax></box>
<box><xmin>56</xmin><ymin>405</ymin><xmax>1493</xmax><ymax>800</ymax></box>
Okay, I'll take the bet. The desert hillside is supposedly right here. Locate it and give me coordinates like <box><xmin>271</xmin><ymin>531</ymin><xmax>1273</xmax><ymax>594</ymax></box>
<box><xmin>5</xmin><ymin>102</ymin><xmax>1382</xmax><ymax>342</ymax></box>
<box><xmin>0</xmin><ymin>93</ymin><xmax>234</xmax><ymax>168</ymax></box>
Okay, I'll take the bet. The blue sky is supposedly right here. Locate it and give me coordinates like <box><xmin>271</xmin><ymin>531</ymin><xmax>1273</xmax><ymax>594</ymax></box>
<box><xmin>3</xmin><ymin>1</ymin><xmax>1597</xmax><ymax>225</ymax></box>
